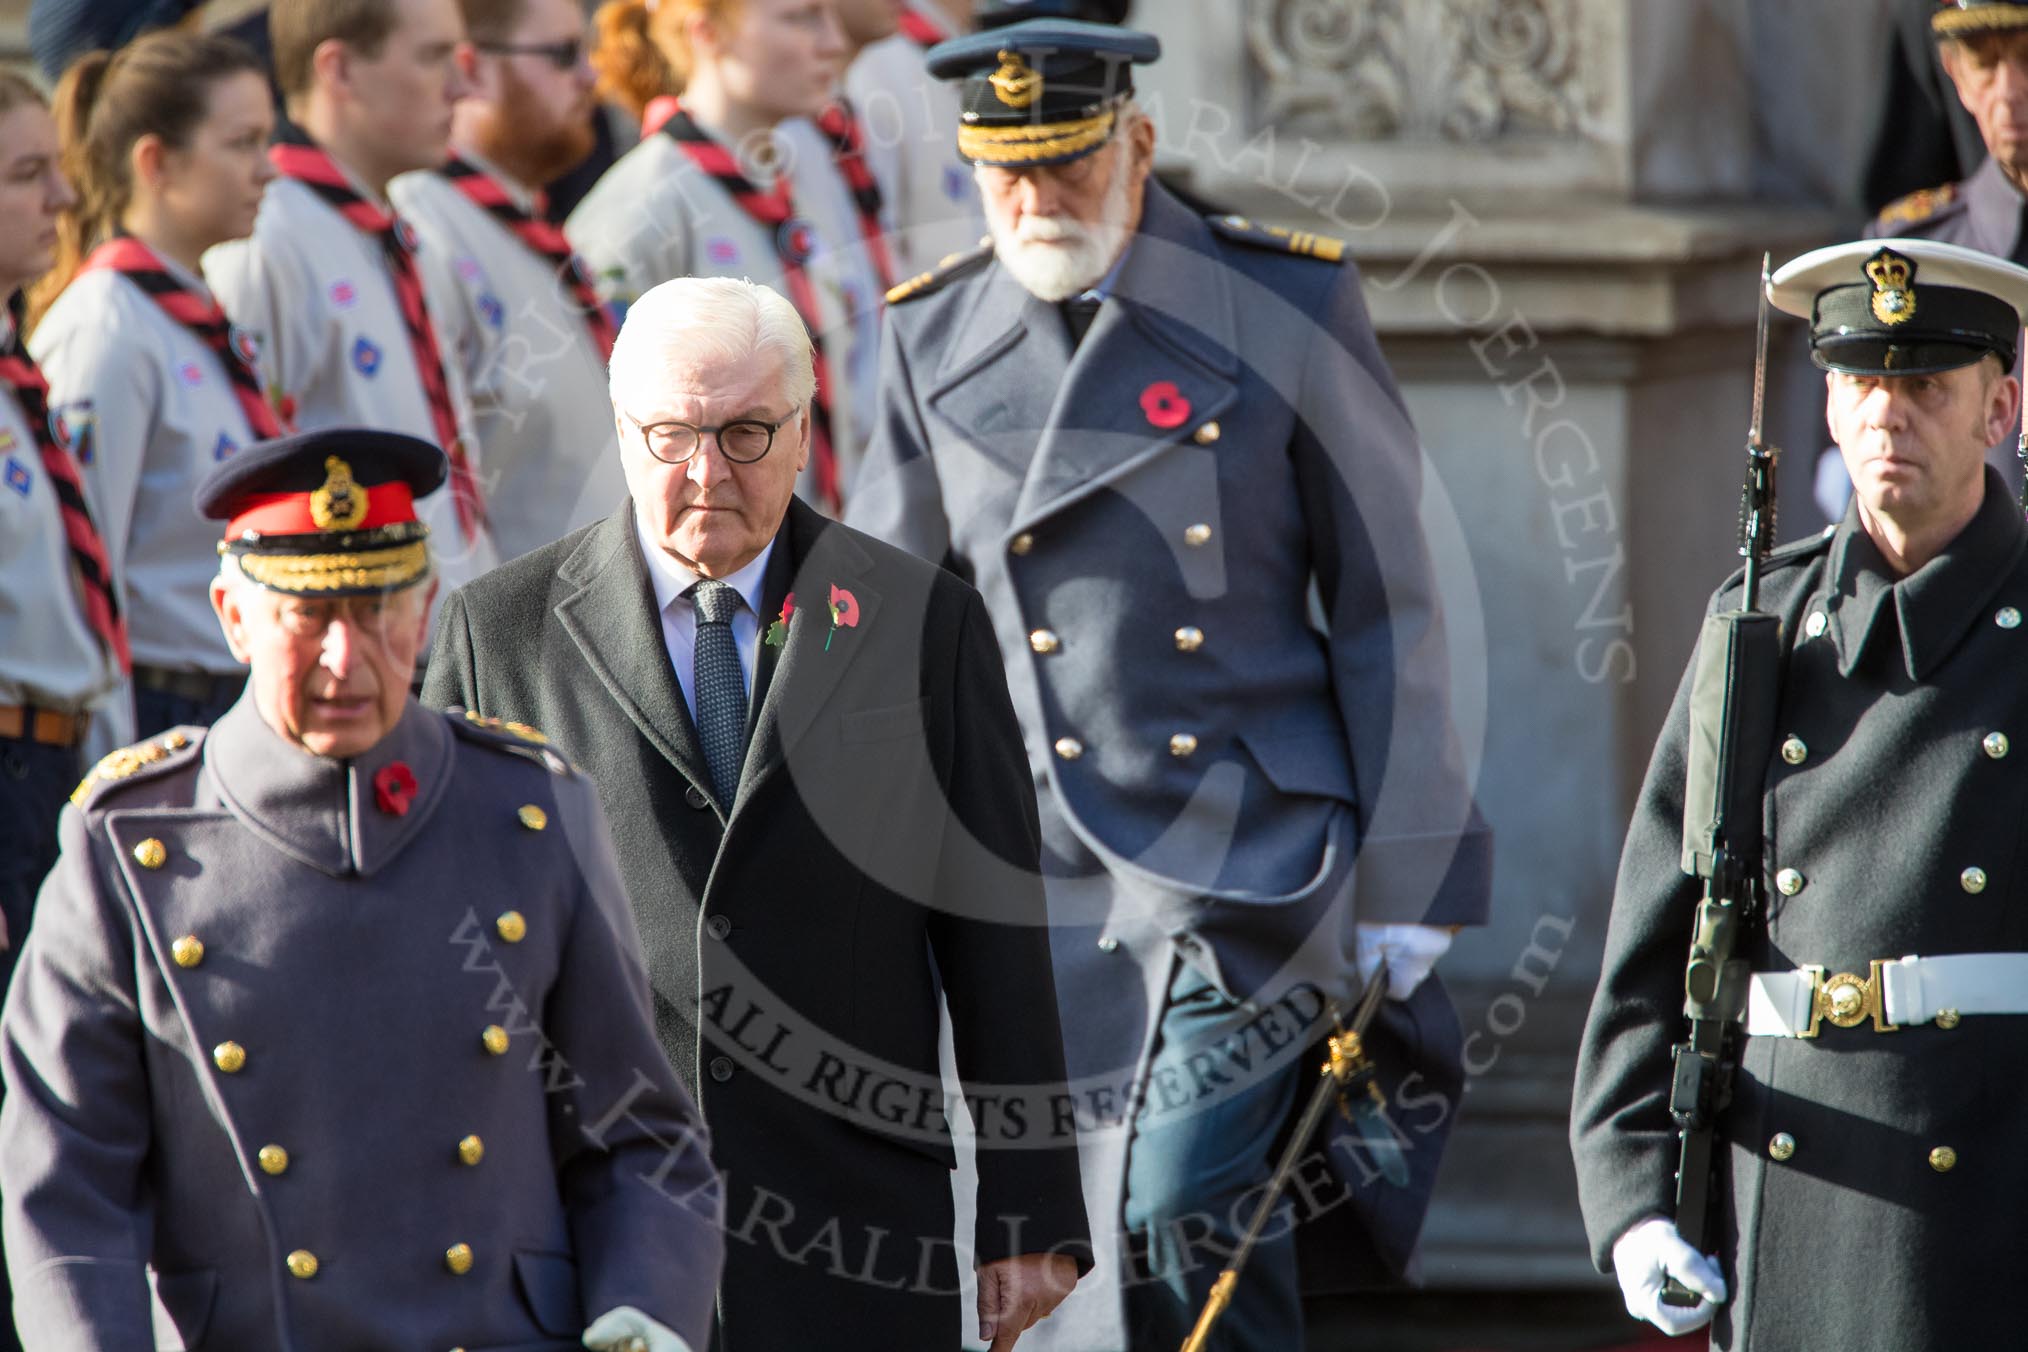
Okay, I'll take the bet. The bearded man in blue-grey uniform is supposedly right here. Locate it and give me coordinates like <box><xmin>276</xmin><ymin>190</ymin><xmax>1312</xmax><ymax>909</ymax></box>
<box><xmin>846</xmin><ymin>19</ymin><xmax>1492</xmax><ymax>1351</ymax></box>
<box><xmin>0</xmin><ymin>428</ymin><xmax>723</xmax><ymax>1352</ymax></box>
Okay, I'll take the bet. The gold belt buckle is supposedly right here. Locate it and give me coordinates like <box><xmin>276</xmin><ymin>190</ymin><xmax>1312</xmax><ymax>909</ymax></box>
<box><xmin>1801</xmin><ymin>959</ymin><xmax>1900</xmax><ymax>1037</ymax></box>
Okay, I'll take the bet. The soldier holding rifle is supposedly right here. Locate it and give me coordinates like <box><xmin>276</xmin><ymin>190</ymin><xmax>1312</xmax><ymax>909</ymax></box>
<box><xmin>1572</xmin><ymin>237</ymin><xmax>2028</xmax><ymax>1347</ymax></box>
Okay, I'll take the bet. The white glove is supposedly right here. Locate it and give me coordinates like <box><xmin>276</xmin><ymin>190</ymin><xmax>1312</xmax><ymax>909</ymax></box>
<box><xmin>583</xmin><ymin>1306</ymin><xmax>694</xmax><ymax>1352</ymax></box>
<box><xmin>1353</xmin><ymin>923</ymin><xmax>1455</xmax><ymax>1000</ymax></box>
<box><xmin>1611</xmin><ymin>1216</ymin><xmax>1727</xmax><ymax>1336</ymax></box>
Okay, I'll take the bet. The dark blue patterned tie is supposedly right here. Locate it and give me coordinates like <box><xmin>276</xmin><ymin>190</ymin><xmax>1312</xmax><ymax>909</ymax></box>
<box><xmin>691</xmin><ymin>579</ymin><xmax>747</xmax><ymax>809</ymax></box>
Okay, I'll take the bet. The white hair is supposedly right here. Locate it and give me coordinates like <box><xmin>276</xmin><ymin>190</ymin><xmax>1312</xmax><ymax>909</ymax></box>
<box><xmin>608</xmin><ymin>277</ymin><xmax>818</xmax><ymax>413</ymax></box>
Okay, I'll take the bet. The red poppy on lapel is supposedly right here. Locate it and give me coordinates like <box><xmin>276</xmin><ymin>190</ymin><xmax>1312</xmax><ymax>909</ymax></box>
<box><xmin>373</xmin><ymin>761</ymin><xmax>418</xmax><ymax>816</ymax></box>
<box><xmin>826</xmin><ymin>585</ymin><xmax>860</xmax><ymax>651</ymax></box>
<box><xmin>765</xmin><ymin>592</ymin><xmax>796</xmax><ymax>648</ymax></box>
<box><xmin>1140</xmin><ymin>381</ymin><xmax>1190</xmax><ymax>430</ymax></box>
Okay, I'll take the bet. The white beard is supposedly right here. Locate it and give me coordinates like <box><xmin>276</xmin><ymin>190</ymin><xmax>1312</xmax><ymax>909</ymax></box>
<box><xmin>985</xmin><ymin>158</ymin><xmax>1136</xmax><ymax>303</ymax></box>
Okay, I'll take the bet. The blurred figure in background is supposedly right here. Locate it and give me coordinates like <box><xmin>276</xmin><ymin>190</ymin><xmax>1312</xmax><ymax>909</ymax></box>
<box><xmin>572</xmin><ymin>0</ymin><xmax>871</xmax><ymax>511</ymax></box>
<box><xmin>0</xmin><ymin>71</ymin><xmax>125</xmax><ymax>1352</ymax></box>
<box><xmin>843</xmin><ymin>0</ymin><xmax>981</xmax><ymax>279</ymax></box>
<box><xmin>392</xmin><ymin>0</ymin><xmax>629</xmax><ymax>561</ymax></box>
<box><xmin>204</xmin><ymin>0</ymin><xmax>499</xmax><ymax>601</ymax></box>
<box><xmin>30</xmin><ymin>31</ymin><xmax>280</xmax><ymax>754</ymax></box>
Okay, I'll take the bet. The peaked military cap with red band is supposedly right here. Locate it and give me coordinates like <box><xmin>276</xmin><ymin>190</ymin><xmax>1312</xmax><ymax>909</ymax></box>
<box><xmin>194</xmin><ymin>428</ymin><xmax>445</xmax><ymax>595</ymax></box>
<box><xmin>927</xmin><ymin>18</ymin><xmax>1160</xmax><ymax>168</ymax></box>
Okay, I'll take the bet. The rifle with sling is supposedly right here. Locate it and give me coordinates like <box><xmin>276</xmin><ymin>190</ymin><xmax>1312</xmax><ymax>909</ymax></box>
<box><xmin>1660</xmin><ymin>254</ymin><xmax>1784</xmax><ymax>1307</ymax></box>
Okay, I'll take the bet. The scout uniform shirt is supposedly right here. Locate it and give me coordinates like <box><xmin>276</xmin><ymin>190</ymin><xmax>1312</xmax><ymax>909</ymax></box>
<box><xmin>564</xmin><ymin>119</ymin><xmax>868</xmax><ymax>503</ymax></box>
<box><xmin>844</xmin><ymin>4</ymin><xmax>986</xmax><ymax>280</ymax></box>
<box><xmin>31</xmin><ymin>254</ymin><xmax>272</xmax><ymax>749</ymax></box>
<box><xmin>0</xmin><ymin>314</ymin><xmax>121</xmax><ymax>716</ymax></box>
<box><xmin>203</xmin><ymin>165</ymin><xmax>500</xmax><ymax>593</ymax></box>
<box><xmin>390</xmin><ymin>150</ymin><xmax>628</xmax><ymax>562</ymax></box>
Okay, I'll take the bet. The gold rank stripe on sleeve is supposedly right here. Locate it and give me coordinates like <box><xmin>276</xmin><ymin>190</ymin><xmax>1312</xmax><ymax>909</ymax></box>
<box><xmin>1208</xmin><ymin>215</ymin><xmax>1347</xmax><ymax>263</ymax></box>
<box><xmin>886</xmin><ymin>237</ymin><xmax>998</xmax><ymax>305</ymax></box>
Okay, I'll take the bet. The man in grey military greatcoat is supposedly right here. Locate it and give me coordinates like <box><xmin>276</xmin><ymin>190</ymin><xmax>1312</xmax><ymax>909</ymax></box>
<box><xmin>846</xmin><ymin>19</ymin><xmax>1491</xmax><ymax>1350</ymax></box>
<box><xmin>0</xmin><ymin>427</ymin><xmax>723</xmax><ymax>1351</ymax></box>
<box><xmin>1572</xmin><ymin>239</ymin><xmax>2028</xmax><ymax>1349</ymax></box>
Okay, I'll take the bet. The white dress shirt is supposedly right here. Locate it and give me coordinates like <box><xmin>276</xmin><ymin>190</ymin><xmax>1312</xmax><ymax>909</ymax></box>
<box><xmin>634</xmin><ymin>510</ymin><xmax>775</xmax><ymax>724</ymax></box>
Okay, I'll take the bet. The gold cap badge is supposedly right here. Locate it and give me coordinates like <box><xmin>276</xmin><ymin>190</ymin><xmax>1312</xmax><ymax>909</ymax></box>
<box><xmin>990</xmin><ymin>50</ymin><xmax>1043</xmax><ymax>108</ymax></box>
<box><xmin>309</xmin><ymin>456</ymin><xmax>369</xmax><ymax>531</ymax></box>
<box><xmin>1865</xmin><ymin>248</ymin><xmax>1917</xmax><ymax>326</ymax></box>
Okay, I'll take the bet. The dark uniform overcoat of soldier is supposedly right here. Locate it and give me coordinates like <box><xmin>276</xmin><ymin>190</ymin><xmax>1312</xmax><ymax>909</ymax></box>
<box><xmin>0</xmin><ymin>429</ymin><xmax>724</xmax><ymax>1352</ymax></box>
<box><xmin>1572</xmin><ymin>238</ymin><xmax>2028</xmax><ymax>1349</ymax></box>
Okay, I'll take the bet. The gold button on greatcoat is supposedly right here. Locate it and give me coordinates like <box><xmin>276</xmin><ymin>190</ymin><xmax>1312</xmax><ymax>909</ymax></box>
<box><xmin>458</xmin><ymin>1134</ymin><xmax>485</xmax><ymax>1166</ymax></box>
<box><xmin>286</xmin><ymin>1250</ymin><xmax>318</xmax><ymax>1279</ymax></box>
<box><xmin>133</xmin><ymin>838</ymin><xmax>167</xmax><ymax>870</ymax></box>
<box><xmin>1183</xmin><ymin>523</ymin><xmax>1212</xmax><ymax>547</ymax></box>
<box><xmin>1775</xmin><ymin>868</ymin><xmax>1805</xmax><ymax>897</ymax></box>
<box><xmin>1009</xmin><ymin>533</ymin><xmax>1034</xmax><ymax>556</ymax></box>
<box><xmin>1193</xmin><ymin>421</ymin><xmax>1221</xmax><ymax>445</ymax></box>
<box><xmin>1930</xmin><ymin>1146</ymin><xmax>1958</xmax><ymax>1173</ymax></box>
<box><xmin>213</xmin><ymin>1041</ymin><xmax>246</xmax><ymax>1074</ymax></box>
<box><xmin>1780</xmin><ymin>736</ymin><xmax>1807</xmax><ymax>765</ymax></box>
<box><xmin>1169</xmin><ymin>733</ymin><xmax>1199</xmax><ymax>758</ymax></box>
<box><xmin>258</xmin><ymin>1144</ymin><xmax>289</xmax><ymax>1176</ymax></box>
<box><xmin>445</xmin><ymin>1243</ymin><xmax>474</xmax><ymax>1275</ymax></box>
<box><xmin>1936</xmin><ymin>1008</ymin><xmax>1962</xmax><ymax>1030</ymax></box>
<box><xmin>1174</xmin><ymin>626</ymin><xmax>1204</xmax><ymax>653</ymax></box>
<box><xmin>171</xmin><ymin>935</ymin><xmax>204</xmax><ymax>968</ymax></box>
<box><xmin>1962</xmin><ymin>867</ymin><xmax>1988</xmax><ymax>894</ymax></box>
<box><xmin>1029</xmin><ymin>629</ymin><xmax>1060</xmax><ymax>655</ymax></box>
<box><xmin>1768</xmin><ymin>1132</ymin><xmax>1796</xmax><ymax>1161</ymax></box>
<box><xmin>1054</xmin><ymin>737</ymin><xmax>1084</xmax><ymax>761</ymax></box>
<box><xmin>1999</xmin><ymin>606</ymin><xmax>2023</xmax><ymax>629</ymax></box>
<box><xmin>481</xmin><ymin>1025</ymin><xmax>510</xmax><ymax>1055</ymax></box>
<box><xmin>1985</xmin><ymin>732</ymin><xmax>2010</xmax><ymax>759</ymax></box>
<box><xmin>517</xmin><ymin>804</ymin><xmax>547</xmax><ymax>831</ymax></box>
<box><xmin>495</xmin><ymin>911</ymin><xmax>526</xmax><ymax>943</ymax></box>
<box><xmin>164</xmin><ymin>731</ymin><xmax>189</xmax><ymax>750</ymax></box>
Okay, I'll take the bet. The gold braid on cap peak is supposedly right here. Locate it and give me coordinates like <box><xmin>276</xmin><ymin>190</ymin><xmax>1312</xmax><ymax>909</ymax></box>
<box><xmin>233</xmin><ymin>540</ymin><xmax>431</xmax><ymax>593</ymax></box>
<box><xmin>1934</xmin><ymin>3</ymin><xmax>2028</xmax><ymax>34</ymax></box>
<box><xmin>959</xmin><ymin>109</ymin><xmax>1116</xmax><ymax>165</ymax></box>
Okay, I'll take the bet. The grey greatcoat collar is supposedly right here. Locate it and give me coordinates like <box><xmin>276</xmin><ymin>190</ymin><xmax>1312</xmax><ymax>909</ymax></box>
<box><xmin>202</xmin><ymin>694</ymin><xmax>453</xmax><ymax>878</ymax></box>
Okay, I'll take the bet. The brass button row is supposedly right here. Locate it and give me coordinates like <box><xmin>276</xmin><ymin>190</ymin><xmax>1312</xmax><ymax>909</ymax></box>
<box><xmin>1768</xmin><ymin>1132</ymin><xmax>1958</xmax><ymax>1173</ymax></box>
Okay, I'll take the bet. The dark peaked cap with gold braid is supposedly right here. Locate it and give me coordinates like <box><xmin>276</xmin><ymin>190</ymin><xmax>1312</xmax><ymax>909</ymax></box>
<box><xmin>1769</xmin><ymin>237</ymin><xmax>2028</xmax><ymax>377</ymax></box>
<box><xmin>1933</xmin><ymin>0</ymin><xmax>2028</xmax><ymax>38</ymax></box>
<box><xmin>926</xmin><ymin>18</ymin><xmax>1160</xmax><ymax>168</ymax></box>
<box><xmin>195</xmin><ymin>428</ymin><xmax>445</xmax><ymax>596</ymax></box>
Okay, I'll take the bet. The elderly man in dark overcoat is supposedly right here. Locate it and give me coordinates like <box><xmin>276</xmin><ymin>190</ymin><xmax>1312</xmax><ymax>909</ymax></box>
<box><xmin>1573</xmin><ymin>239</ymin><xmax>2028</xmax><ymax>1348</ymax></box>
<box><xmin>845</xmin><ymin>19</ymin><xmax>1493</xmax><ymax>1351</ymax></box>
<box><xmin>423</xmin><ymin>275</ymin><xmax>1090</xmax><ymax>1351</ymax></box>
<box><xmin>0</xmin><ymin>428</ymin><xmax>723</xmax><ymax>1352</ymax></box>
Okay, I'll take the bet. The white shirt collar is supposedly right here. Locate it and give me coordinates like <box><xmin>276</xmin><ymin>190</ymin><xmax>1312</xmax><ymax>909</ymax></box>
<box><xmin>634</xmin><ymin>508</ymin><xmax>776</xmax><ymax>618</ymax></box>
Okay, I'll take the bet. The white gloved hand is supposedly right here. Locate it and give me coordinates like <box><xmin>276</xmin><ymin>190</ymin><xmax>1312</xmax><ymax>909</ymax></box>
<box><xmin>1353</xmin><ymin>923</ymin><xmax>1455</xmax><ymax>999</ymax></box>
<box><xmin>583</xmin><ymin>1306</ymin><xmax>694</xmax><ymax>1352</ymax></box>
<box><xmin>1611</xmin><ymin>1216</ymin><xmax>1727</xmax><ymax>1336</ymax></box>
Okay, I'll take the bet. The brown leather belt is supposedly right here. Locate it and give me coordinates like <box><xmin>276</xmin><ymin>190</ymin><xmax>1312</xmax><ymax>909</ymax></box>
<box><xmin>133</xmin><ymin>664</ymin><xmax>244</xmax><ymax>705</ymax></box>
<box><xmin>0</xmin><ymin>705</ymin><xmax>89</xmax><ymax>747</ymax></box>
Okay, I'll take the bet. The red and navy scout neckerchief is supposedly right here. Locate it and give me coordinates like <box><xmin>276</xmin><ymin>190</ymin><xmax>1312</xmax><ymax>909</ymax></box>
<box><xmin>438</xmin><ymin>154</ymin><xmax>617</xmax><ymax>364</ymax></box>
<box><xmin>268</xmin><ymin>130</ymin><xmax>484</xmax><ymax>541</ymax></box>
<box><xmin>661</xmin><ymin>107</ymin><xmax>842</xmax><ymax>512</ymax></box>
<box><xmin>898</xmin><ymin>8</ymin><xmax>945</xmax><ymax>46</ymax></box>
<box><xmin>81</xmin><ymin>235</ymin><xmax>290</xmax><ymax>441</ymax></box>
<box><xmin>815</xmin><ymin>98</ymin><xmax>897</xmax><ymax>294</ymax></box>
<box><xmin>0</xmin><ymin>320</ymin><xmax>130</xmax><ymax>672</ymax></box>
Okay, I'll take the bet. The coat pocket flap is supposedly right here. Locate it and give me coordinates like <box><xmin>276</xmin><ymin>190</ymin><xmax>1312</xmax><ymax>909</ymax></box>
<box><xmin>512</xmin><ymin>1249</ymin><xmax>583</xmax><ymax>1337</ymax></box>
<box><xmin>1239</xmin><ymin>726</ymin><xmax>1355</xmax><ymax>803</ymax></box>
<box><xmin>842</xmin><ymin>697</ymin><xmax>929</xmax><ymax>744</ymax></box>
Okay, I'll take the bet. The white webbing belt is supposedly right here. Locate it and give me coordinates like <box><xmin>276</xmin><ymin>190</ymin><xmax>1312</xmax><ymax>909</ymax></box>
<box><xmin>1745</xmin><ymin>954</ymin><xmax>2028</xmax><ymax>1036</ymax></box>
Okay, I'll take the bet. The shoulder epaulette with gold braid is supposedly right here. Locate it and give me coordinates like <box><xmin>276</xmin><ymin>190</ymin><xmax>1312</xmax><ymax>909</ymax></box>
<box><xmin>71</xmin><ymin>729</ymin><xmax>202</xmax><ymax>807</ymax></box>
<box><xmin>1875</xmin><ymin>181</ymin><xmax>1959</xmax><ymax>229</ymax></box>
<box><xmin>1207</xmin><ymin>214</ymin><xmax>1347</xmax><ymax>263</ymax></box>
<box><xmin>886</xmin><ymin>237</ymin><xmax>997</xmax><ymax>305</ymax></box>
